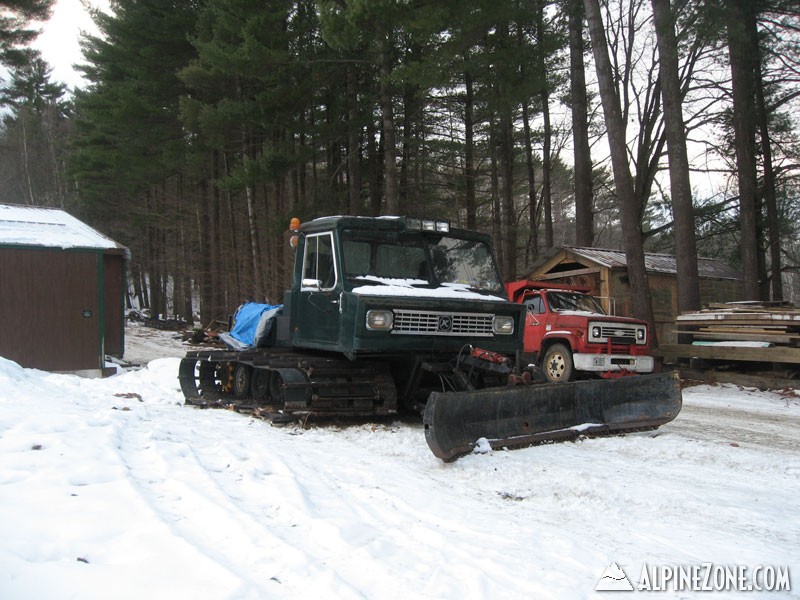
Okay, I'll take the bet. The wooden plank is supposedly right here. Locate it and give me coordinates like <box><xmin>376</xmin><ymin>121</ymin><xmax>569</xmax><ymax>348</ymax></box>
<box><xmin>678</xmin><ymin>313</ymin><xmax>800</xmax><ymax>322</ymax></box>
<box><xmin>676</xmin><ymin>331</ymin><xmax>799</xmax><ymax>345</ymax></box>
<box><xmin>677</xmin><ymin>327</ymin><xmax>794</xmax><ymax>335</ymax></box>
<box><xmin>675</xmin><ymin>319</ymin><xmax>800</xmax><ymax>329</ymax></box>
<box><xmin>705</xmin><ymin>301</ymin><xmax>798</xmax><ymax>311</ymax></box>
<box><xmin>691</xmin><ymin>327</ymin><xmax>790</xmax><ymax>334</ymax></box>
<box><xmin>530</xmin><ymin>267</ymin><xmax>602</xmax><ymax>280</ymax></box>
<box><xmin>659</xmin><ymin>343</ymin><xmax>800</xmax><ymax>364</ymax></box>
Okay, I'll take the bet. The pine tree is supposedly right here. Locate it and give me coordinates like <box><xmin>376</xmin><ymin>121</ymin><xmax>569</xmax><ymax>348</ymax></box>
<box><xmin>71</xmin><ymin>0</ymin><xmax>200</xmax><ymax>319</ymax></box>
<box><xmin>0</xmin><ymin>49</ymin><xmax>69</xmax><ymax>206</ymax></box>
<box><xmin>0</xmin><ymin>0</ymin><xmax>53</xmax><ymax>68</ymax></box>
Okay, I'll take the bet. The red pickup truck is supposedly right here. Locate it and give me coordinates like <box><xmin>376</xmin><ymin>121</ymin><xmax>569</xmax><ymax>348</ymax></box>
<box><xmin>506</xmin><ymin>280</ymin><xmax>655</xmax><ymax>382</ymax></box>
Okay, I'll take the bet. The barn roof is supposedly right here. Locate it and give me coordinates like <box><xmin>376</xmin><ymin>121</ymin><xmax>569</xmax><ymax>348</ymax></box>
<box><xmin>563</xmin><ymin>246</ymin><xmax>742</xmax><ymax>280</ymax></box>
<box><xmin>0</xmin><ymin>204</ymin><xmax>127</xmax><ymax>254</ymax></box>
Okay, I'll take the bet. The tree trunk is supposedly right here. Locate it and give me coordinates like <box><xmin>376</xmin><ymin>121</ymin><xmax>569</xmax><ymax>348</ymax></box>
<box><xmin>464</xmin><ymin>68</ymin><xmax>477</xmax><ymax>230</ymax></box>
<box><xmin>197</xmin><ymin>177</ymin><xmax>213</xmax><ymax>325</ymax></box>
<box><xmin>211</xmin><ymin>151</ymin><xmax>226</xmax><ymax>324</ymax></box>
<box><xmin>540</xmin><ymin>93</ymin><xmax>553</xmax><ymax>249</ymax></box>
<box><xmin>584</xmin><ymin>0</ymin><xmax>657</xmax><ymax>342</ymax></box>
<box><xmin>568</xmin><ymin>0</ymin><xmax>594</xmax><ymax>247</ymax></box>
<box><xmin>222</xmin><ymin>152</ymin><xmax>242</xmax><ymax>302</ymax></box>
<box><xmin>490</xmin><ymin>120</ymin><xmax>503</xmax><ymax>274</ymax></box>
<box><xmin>521</xmin><ymin>99</ymin><xmax>538</xmax><ymax>265</ymax></box>
<box><xmin>19</xmin><ymin>111</ymin><xmax>35</xmax><ymax>205</ymax></box>
<box><xmin>500</xmin><ymin>111</ymin><xmax>517</xmax><ymax>280</ymax></box>
<box><xmin>651</xmin><ymin>0</ymin><xmax>701</xmax><ymax>314</ymax></box>
<box><xmin>753</xmin><ymin>25</ymin><xmax>782</xmax><ymax>301</ymax></box>
<box><xmin>367</xmin><ymin>117</ymin><xmax>382</xmax><ymax>216</ymax></box>
<box><xmin>380</xmin><ymin>41</ymin><xmax>399</xmax><ymax>214</ymax></box>
<box><xmin>245</xmin><ymin>182</ymin><xmax>264</xmax><ymax>300</ymax></box>
<box><xmin>536</xmin><ymin>10</ymin><xmax>553</xmax><ymax>249</ymax></box>
<box><xmin>726</xmin><ymin>0</ymin><xmax>761</xmax><ymax>300</ymax></box>
<box><xmin>346</xmin><ymin>64</ymin><xmax>362</xmax><ymax>215</ymax></box>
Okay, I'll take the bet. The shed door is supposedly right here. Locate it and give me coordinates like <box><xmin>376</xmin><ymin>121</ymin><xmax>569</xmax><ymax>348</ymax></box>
<box><xmin>0</xmin><ymin>248</ymin><xmax>101</xmax><ymax>371</ymax></box>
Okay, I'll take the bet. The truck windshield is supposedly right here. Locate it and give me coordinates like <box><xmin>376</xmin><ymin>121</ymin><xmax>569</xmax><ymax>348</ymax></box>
<box><xmin>547</xmin><ymin>291</ymin><xmax>605</xmax><ymax>314</ymax></box>
<box><xmin>341</xmin><ymin>231</ymin><xmax>503</xmax><ymax>294</ymax></box>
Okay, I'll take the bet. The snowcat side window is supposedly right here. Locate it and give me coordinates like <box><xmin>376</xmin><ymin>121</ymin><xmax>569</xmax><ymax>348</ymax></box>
<box><xmin>302</xmin><ymin>233</ymin><xmax>337</xmax><ymax>290</ymax></box>
<box><xmin>342</xmin><ymin>240</ymin><xmax>371</xmax><ymax>277</ymax></box>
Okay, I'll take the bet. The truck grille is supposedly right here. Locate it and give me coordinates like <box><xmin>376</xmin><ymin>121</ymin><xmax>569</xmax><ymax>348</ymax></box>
<box><xmin>392</xmin><ymin>310</ymin><xmax>494</xmax><ymax>337</ymax></box>
<box><xmin>598</xmin><ymin>325</ymin><xmax>637</xmax><ymax>340</ymax></box>
<box><xmin>588</xmin><ymin>321</ymin><xmax>646</xmax><ymax>345</ymax></box>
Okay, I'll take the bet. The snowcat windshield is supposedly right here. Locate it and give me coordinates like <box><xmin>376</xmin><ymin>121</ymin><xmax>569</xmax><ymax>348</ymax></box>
<box><xmin>341</xmin><ymin>231</ymin><xmax>503</xmax><ymax>294</ymax></box>
<box><xmin>426</xmin><ymin>236</ymin><xmax>503</xmax><ymax>293</ymax></box>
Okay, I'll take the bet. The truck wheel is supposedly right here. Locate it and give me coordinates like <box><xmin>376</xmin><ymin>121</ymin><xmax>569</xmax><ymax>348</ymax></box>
<box><xmin>232</xmin><ymin>364</ymin><xmax>252</xmax><ymax>398</ymax></box>
<box><xmin>542</xmin><ymin>343</ymin><xmax>574</xmax><ymax>382</ymax></box>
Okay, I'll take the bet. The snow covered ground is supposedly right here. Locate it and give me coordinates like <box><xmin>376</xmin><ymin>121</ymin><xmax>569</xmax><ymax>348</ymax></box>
<box><xmin>1</xmin><ymin>323</ymin><xmax>798</xmax><ymax>599</ymax></box>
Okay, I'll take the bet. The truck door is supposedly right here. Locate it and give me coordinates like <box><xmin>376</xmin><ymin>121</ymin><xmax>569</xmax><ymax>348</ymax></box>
<box><xmin>296</xmin><ymin>232</ymin><xmax>341</xmax><ymax>348</ymax></box>
<box><xmin>522</xmin><ymin>292</ymin><xmax>547</xmax><ymax>354</ymax></box>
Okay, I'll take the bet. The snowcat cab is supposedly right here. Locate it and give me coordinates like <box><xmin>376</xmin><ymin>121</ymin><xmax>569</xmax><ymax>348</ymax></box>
<box><xmin>284</xmin><ymin>216</ymin><xmax>521</xmax><ymax>381</ymax></box>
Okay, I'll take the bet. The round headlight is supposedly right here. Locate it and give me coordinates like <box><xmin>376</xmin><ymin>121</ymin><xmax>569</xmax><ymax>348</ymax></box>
<box><xmin>366</xmin><ymin>310</ymin><xmax>393</xmax><ymax>330</ymax></box>
<box><xmin>592</xmin><ymin>326</ymin><xmax>601</xmax><ymax>338</ymax></box>
<box><xmin>492</xmin><ymin>315</ymin><xmax>514</xmax><ymax>335</ymax></box>
<box><xmin>637</xmin><ymin>328</ymin><xmax>645</xmax><ymax>340</ymax></box>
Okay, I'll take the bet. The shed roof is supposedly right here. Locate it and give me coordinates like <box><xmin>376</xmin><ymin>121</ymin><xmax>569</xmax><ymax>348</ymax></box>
<box><xmin>0</xmin><ymin>204</ymin><xmax>127</xmax><ymax>253</ymax></box>
<box><xmin>558</xmin><ymin>246</ymin><xmax>742</xmax><ymax>280</ymax></box>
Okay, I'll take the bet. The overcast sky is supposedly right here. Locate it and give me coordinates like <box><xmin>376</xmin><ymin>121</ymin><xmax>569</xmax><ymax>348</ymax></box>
<box><xmin>32</xmin><ymin>0</ymin><xmax>109</xmax><ymax>89</ymax></box>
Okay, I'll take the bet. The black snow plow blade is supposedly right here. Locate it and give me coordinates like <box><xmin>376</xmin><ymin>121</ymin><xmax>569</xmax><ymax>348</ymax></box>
<box><xmin>423</xmin><ymin>371</ymin><xmax>682</xmax><ymax>461</ymax></box>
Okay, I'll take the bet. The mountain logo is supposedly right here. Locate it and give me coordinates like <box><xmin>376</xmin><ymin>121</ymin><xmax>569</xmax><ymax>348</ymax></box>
<box><xmin>595</xmin><ymin>562</ymin><xmax>634</xmax><ymax>591</ymax></box>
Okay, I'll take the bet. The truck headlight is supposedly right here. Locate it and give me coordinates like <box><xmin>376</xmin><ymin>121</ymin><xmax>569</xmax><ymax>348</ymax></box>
<box><xmin>636</xmin><ymin>328</ymin><xmax>646</xmax><ymax>343</ymax></box>
<box><xmin>592</xmin><ymin>326</ymin><xmax>601</xmax><ymax>339</ymax></box>
<box><xmin>366</xmin><ymin>310</ymin><xmax>393</xmax><ymax>330</ymax></box>
<box><xmin>492</xmin><ymin>315</ymin><xmax>514</xmax><ymax>335</ymax></box>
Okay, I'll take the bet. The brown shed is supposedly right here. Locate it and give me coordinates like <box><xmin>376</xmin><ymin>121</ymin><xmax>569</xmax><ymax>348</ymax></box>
<box><xmin>526</xmin><ymin>246</ymin><xmax>744</xmax><ymax>344</ymax></box>
<box><xmin>0</xmin><ymin>204</ymin><xmax>129</xmax><ymax>375</ymax></box>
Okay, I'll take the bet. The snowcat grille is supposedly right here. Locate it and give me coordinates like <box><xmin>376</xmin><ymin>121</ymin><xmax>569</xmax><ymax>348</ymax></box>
<box><xmin>392</xmin><ymin>310</ymin><xmax>494</xmax><ymax>337</ymax></box>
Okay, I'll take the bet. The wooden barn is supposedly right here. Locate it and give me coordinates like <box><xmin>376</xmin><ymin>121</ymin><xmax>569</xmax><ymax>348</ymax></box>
<box><xmin>0</xmin><ymin>204</ymin><xmax>129</xmax><ymax>375</ymax></box>
<box><xmin>525</xmin><ymin>246</ymin><xmax>744</xmax><ymax>344</ymax></box>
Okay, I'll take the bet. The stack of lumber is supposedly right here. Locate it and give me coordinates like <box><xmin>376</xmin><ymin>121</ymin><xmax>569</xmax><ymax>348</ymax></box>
<box><xmin>661</xmin><ymin>302</ymin><xmax>800</xmax><ymax>365</ymax></box>
<box><xmin>676</xmin><ymin>302</ymin><xmax>800</xmax><ymax>347</ymax></box>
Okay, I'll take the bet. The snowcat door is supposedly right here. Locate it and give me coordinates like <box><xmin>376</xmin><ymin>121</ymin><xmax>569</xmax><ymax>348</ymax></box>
<box><xmin>295</xmin><ymin>232</ymin><xmax>342</xmax><ymax>349</ymax></box>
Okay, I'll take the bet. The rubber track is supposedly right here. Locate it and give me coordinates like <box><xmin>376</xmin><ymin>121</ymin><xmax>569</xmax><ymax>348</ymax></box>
<box><xmin>179</xmin><ymin>348</ymin><xmax>398</xmax><ymax>418</ymax></box>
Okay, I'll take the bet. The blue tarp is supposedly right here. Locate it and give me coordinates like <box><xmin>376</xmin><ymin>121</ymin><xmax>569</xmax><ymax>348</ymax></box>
<box><xmin>228</xmin><ymin>302</ymin><xmax>283</xmax><ymax>348</ymax></box>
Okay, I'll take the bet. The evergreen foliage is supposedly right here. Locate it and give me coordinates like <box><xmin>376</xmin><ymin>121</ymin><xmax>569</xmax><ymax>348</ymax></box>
<box><xmin>2</xmin><ymin>0</ymin><xmax>800</xmax><ymax>322</ymax></box>
<box><xmin>0</xmin><ymin>0</ymin><xmax>53</xmax><ymax>67</ymax></box>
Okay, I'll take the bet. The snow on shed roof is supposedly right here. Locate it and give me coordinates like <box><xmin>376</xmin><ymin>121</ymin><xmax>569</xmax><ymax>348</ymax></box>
<box><xmin>564</xmin><ymin>246</ymin><xmax>742</xmax><ymax>280</ymax></box>
<box><xmin>0</xmin><ymin>204</ymin><xmax>127</xmax><ymax>253</ymax></box>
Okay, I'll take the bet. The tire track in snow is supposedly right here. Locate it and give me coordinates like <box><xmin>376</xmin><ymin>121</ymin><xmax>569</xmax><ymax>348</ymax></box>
<box><xmin>263</xmin><ymin>423</ymin><xmax>586</xmax><ymax>599</ymax></box>
<box><xmin>115</xmin><ymin>406</ymin><xmax>515</xmax><ymax>599</ymax></box>
<box><xmin>666</xmin><ymin>403</ymin><xmax>800</xmax><ymax>453</ymax></box>
<box><xmin>114</xmin><ymin>405</ymin><xmax>367</xmax><ymax>599</ymax></box>
<box><xmin>117</xmin><ymin>407</ymin><xmax>552</xmax><ymax>599</ymax></box>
